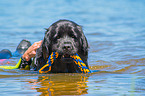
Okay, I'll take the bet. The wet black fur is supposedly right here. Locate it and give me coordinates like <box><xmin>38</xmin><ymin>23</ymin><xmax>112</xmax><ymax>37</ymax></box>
<box><xmin>35</xmin><ymin>19</ymin><xmax>89</xmax><ymax>73</ymax></box>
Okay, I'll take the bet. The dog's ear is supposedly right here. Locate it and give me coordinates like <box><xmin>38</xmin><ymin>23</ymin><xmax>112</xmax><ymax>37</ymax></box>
<box><xmin>35</xmin><ymin>44</ymin><xmax>45</xmax><ymax>70</ymax></box>
<box><xmin>35</xmin><ymin>27</ymin><xmax>53</xmax><ymax>70</ymax></box>
<box><xmin>77</xmin><ymin>26</ymin><xmax>89</xmax><ymax>55</ymax></box>
<box><xmin>36</xmin><ymin>27</ymin><xmax>51</xmax><ymax>61</ymax></box>
<box><xmin>42</xmin><ymin>26</ymin><xmax>53</xmax><ymax>60</ymax></box>
<box><xmin>42</xmin><ymin>38</ymin><xmax>50</xmax><ymax>60</ymax></box>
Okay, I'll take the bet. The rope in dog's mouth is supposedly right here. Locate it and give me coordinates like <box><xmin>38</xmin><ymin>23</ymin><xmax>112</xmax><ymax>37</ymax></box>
<box><xmin>39</xmin><ymin>52</ymin><xmax>91</xmax><ymax>74</ymax></box>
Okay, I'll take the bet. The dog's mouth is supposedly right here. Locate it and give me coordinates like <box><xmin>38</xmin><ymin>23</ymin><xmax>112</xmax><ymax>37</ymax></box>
<box><xmin>63</xmin><ymin>54</ymin><xmax>70</xmax><ymax>58</ymax></box>
<box><xmin>61</xmin><ymin>53</ymin><xmax>73</xmax><ymax>63</ymax></box>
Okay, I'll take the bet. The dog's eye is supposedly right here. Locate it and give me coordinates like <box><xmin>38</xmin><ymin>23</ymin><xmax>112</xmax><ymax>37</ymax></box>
<box><xmin>56</xmin><ymin>36</ymin><xmax>60</xmax><ymax>39</ymax></box>
<box><xmin>72</xmin><ymin>35</ymin><xmax>76</xmax><ymax>39</ymax></box>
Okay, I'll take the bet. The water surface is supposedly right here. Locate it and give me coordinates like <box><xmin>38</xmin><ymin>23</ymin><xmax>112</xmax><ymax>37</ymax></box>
<box><xmin>0</xmin><ymin>0</ymin><xmax>145</xmax><ymax>95</ymax></box>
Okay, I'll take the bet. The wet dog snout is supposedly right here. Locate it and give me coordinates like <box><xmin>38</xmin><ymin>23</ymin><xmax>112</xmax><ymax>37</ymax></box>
<box><xmin>62</xmin><ymin>42</ymin><xmax>73</xmax><ymax>51</ymax></box>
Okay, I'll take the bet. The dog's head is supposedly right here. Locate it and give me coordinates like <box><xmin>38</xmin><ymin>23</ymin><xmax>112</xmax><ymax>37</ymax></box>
<box><xmin>36</xmin><ymin>20</ymin><xmax>88</xmax><ymax>70</ymax></box>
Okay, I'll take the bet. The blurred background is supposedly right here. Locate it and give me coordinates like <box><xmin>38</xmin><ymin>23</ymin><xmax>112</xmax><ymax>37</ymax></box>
<box><xmin>1</xmin><ymin>0</ymin><xmax>145</xmax><ymax>67</ymax></box>
<box><xmin>0</xmin><ymin>0</ymin><xmax>145</xmax><ymax>95</ymax></box>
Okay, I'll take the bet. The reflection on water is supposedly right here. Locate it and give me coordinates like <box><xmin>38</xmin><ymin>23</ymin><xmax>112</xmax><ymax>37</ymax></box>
<box><xmin>0</xmin><ymin>71</ymin><xmax>145</xmax><ymax>95</ymax></box>
<box><xmin>30</xmin><ymin>74</ymin><xmax>89</xmax><ymax>95</ymax></box>
<box><xmin>0</xmin><ymin>73</ymin><xmax>90</xmax><ymax>95</ymax></box>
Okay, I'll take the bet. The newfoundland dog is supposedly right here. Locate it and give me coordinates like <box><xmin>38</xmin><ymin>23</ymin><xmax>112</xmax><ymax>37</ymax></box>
<box><xmin>35</xmin><ymin>19</ymin><xmax>89</xmax><ymax>73</ymax></box>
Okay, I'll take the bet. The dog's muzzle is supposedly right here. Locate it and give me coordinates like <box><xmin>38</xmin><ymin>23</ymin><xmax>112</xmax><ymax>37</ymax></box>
<box><xmin>61</xmin><ymin>41</ymin><xmax>74</xmax><ymax>63</ymax></box>
<box><xmin>55</xmin><ymin>36</ymin><xmax>77</xmax><ymax>63</ymax></box>
<box><xmin>61</xmin><ymin>54</ymin><xmax>73</xmax><ymax>63</ymax></box>
<box><xmin>62</xmin><ymin>41</ymin><xmax>74</xmax><ymax>52</ymax></box>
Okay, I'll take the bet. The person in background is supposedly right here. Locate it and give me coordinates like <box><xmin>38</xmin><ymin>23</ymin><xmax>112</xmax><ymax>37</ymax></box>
<box><xmin>0</xmin><ymin>49</ymin><xmax>12</xmax><ymax>59</ymax></box>
<box><xmin>19</xmin><ymin>40</ymin><xmax>42</xmax><ymax>69</ymax></box>
<box><xmin>21</xmin><ymin>40</ymin><xmax>42</xmax><ymax>61</ymax></box>
<box><xmin>0</xmin><ymin>39</ymin><xmax>32</xmax><ymax>59</ymax></box>
<box><xmin>0</xmin><ymin>39</ymin><xmax>42</xmax><ymax>70</ymax></box>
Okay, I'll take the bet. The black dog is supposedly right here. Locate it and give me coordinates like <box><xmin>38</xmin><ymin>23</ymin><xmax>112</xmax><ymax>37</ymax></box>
<box><xmin>35</xmin><ymin>20</ymin><xmax>89</xmax><ymax>73</ymax></box>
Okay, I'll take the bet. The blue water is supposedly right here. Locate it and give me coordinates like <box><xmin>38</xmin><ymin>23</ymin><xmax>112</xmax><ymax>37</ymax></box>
<box><xmin>0</xmin><ymin>0</ymin><xmax>145</xmax><ymax>95</ymax></box>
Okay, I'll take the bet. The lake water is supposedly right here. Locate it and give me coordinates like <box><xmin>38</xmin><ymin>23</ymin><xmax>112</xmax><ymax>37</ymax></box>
<box><xmin>0</xmin><ymin>0</ymin><xmax>145</xmax><ymax>95</ymax></box>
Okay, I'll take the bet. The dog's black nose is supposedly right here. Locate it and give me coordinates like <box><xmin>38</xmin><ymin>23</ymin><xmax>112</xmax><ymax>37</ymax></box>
<box><xmin>62</xmin><ymin>42</ymin><xmax>72</xmax><ymax>51</ymax></box>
